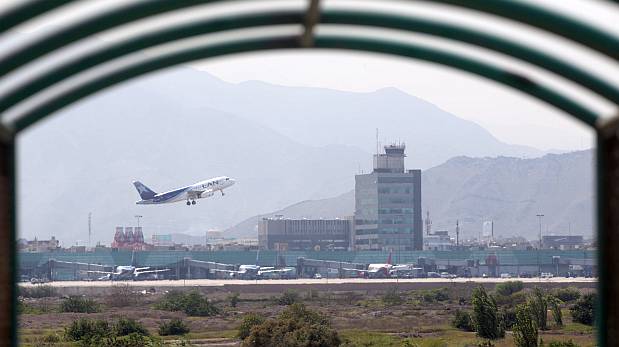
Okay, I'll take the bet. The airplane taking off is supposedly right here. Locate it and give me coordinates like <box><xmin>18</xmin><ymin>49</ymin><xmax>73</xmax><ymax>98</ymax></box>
<box><xmin>133</xmin><ymin>176</ymin><xmax>235</xmax><ymax>206</ymax></box>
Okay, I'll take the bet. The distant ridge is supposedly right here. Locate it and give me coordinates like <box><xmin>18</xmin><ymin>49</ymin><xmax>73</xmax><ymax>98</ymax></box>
<box><xmin>226</xmin><ymin>150</ymin><xmax>593</xmax><ymax>240</ymax></box>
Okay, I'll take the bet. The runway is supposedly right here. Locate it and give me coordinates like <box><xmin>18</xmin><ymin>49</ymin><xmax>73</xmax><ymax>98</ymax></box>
<box><xmin>20</xmin><ymin>277</ymin><xmax>597</xmax><ymax>288</ymax></box>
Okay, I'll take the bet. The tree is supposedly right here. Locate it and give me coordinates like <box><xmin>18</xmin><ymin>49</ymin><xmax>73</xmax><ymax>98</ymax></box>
<box><xmin>528</xmin><ymin>287</ymin><xmax>548</xmax><ymax>331</ymax></box>
<box><xmin>547</xmin><ymin>296</ymin><xmax>563</xmax><ymax>327</ymax></box>
<box><xmin>570</xmin><ymin>293</ymin><xmax>596</xmax><ymax>326</ymax></box>
<box><xmin>241</xmin><ymin>303</ymin><xmax>340</xmax><ymax>347</ymax></box>
<box><xmin>472</xmin><ymin>286</ymin><xmax>505</xmax><ymax>339</ymax></box>
<box><xmin>237</xmin><ymin>313</ymin><xmax>266</xmax><ymax>340</ymax></box>
<box><xmin>513</xmin><ymin>303</ymin><xmax>538</xmax><ymax>347</ymax></box>
<box><xmin>228</xmin><ymin>292</ymin><xmax>240</xmax><ymax>308</ymax></box>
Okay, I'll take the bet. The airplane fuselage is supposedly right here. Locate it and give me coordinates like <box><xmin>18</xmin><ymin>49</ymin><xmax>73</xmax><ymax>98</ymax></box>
<box><xmin>135</xmin><ymin>176</ymin><xmax>235</xmax><ymax>205</ymax></box>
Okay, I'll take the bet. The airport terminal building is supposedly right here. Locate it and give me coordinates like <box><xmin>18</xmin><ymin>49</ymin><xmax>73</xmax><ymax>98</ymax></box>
<box><xmin>258</xmin><ymin>217</ymin><xmax>352</xmax><ymax>251</ymax></box>
<box><xmin>354</xmin><ymin>143</ymin><xmax>422</xmax><ymax>251</ymax></box>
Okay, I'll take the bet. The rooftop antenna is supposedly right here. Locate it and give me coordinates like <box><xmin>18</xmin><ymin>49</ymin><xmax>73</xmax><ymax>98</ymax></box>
<box><xmin>456</xmin><ymin>220</ymin><xmax>460</xmax><ymax>247</ymax></box>
<box><xmin>134</xmin><ymin>215</ymin><xmax>143</xmax><ymax>228</ymax></box>
<box><xmin>425</xmin><ymin>210</ymin><xmax>432</xmax><ymax>235</ymax></box>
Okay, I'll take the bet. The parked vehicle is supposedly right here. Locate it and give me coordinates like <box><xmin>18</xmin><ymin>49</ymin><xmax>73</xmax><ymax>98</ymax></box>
<box><xmin>427</xmin><ymin>271</ymin><xmax>441</xmax><ymax>278</ymax></box>
<box><xmin>440</xmin><ymin>272</ymin><xmax>457</xmax><ymax>279</ymax></box>
<box><xmin>540</xmin><ymin>272</ymin><xmax>554</xmax><ymax>279</ymax></box>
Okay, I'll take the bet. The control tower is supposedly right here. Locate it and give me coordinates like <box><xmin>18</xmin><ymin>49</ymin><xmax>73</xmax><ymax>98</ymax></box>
<box><xmin>373</xmin><ymin>143</ymin><xmax>406</xmax><ymax>173</ymax></box>
<box><xmin>354</xmin><ymin>142</ymin><xmax>422</xmax><ymax>251</ymax></box>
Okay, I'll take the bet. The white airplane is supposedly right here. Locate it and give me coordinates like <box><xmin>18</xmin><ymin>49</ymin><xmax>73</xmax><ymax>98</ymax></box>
<box><xmin>83</xmin><ymin>252</ymin><xmax>171</xmax><ymax>281</ymax></box>
<box><xmin>133</xmin><ymin>176</ymin><xmax>235</xmax><ymax>206</ymax></box>
<box><xmin>88</xmin><ymin>265</ymin><xmax>171</xmax><ymax>281</ymax></box>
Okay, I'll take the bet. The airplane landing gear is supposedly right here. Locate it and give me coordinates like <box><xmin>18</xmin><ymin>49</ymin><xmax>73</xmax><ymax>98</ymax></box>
<box><xmin>186</xmin><ymin>201</ymin><xmax>191</xmax><ymax>206</ymax></box>
<box><xmin>221</xmin><ymin>190</ymin><xmax>225</xmax><ymax>196</ymax></box>
<box><xmin>191</xmin><ymin>200</ymin><xmax>196</xmax><ymax>205</ymax></box>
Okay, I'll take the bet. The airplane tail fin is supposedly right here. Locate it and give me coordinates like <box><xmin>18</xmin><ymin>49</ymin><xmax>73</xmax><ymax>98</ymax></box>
<box><xmin>133</xmin><ymin>181</ymin><xmax>156</xmax><ymax>200</ymax></box>
<box><xmin>387</xmin><ymin>250</ymin><xmax>392</xmax><ymax>265</ymax></box>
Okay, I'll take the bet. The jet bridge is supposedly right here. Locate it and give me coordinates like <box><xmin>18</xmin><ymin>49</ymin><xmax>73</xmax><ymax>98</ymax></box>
<box><xmin>184</xmin><ymin>258</ymin><xmax>235</xmax><ymax>279</ymax></box>
<box><xmin>297</xmin><ymin>258</ymin><xmax>366</xmax><ymax>278</ymax></box>
<box><xmin>44</xmin><ymin>259</ymin><xmax>111</xmax><ymax>281</ymax></box>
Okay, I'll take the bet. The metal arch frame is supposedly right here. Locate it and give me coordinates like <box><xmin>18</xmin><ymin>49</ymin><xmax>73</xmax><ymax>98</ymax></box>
<box><xmin>0</xmin><ymin>1</ymin><xmax>618</xmax><ymax>345</ymax></box>
<box><xmin>8</xmin><ymin>34</ymin><xmax>600</xmax><ymax>132</ymax></box>
<box><xmin>1</xmin><ymin>10</ymin><xmax>618</xmax><ymax>128</ymax></box>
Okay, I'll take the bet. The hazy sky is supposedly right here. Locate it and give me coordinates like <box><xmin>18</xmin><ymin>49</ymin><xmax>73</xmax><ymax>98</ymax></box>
<box><xmin>2</xmin><ymin>0</ymin><xmax>618</xmax><ymax>151</ymax></box>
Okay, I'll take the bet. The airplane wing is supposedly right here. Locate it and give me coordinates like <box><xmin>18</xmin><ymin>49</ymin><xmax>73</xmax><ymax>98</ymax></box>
<box><xmin>134</xmin><ymin>268</ymin><xmax>170</xmax><ymax>275</ymax></box>
<box><xmin>187</xmin><ymin>188</ymin><xmax>214</xmax><ymax>199</ymax></box>
<box><xmin>82</xmin><ymin>270</ymin><xmax>114</xmax><ymax>275</ymax></box>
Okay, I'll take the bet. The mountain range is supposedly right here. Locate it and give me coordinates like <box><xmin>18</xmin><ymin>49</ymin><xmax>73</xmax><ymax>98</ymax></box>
<box><xmin>16</xmin><ymin>66</ymin><xmax>584</xmax><ymax>244</ymax></box>
<box><xmin>226</xmin><ymin>150</ymin><xmax>594</xmax><ymax>241</ymax></box>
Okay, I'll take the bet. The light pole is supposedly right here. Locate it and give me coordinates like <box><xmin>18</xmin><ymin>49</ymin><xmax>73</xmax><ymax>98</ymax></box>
<box><xmin>134</xmin><ymin>215</ymin><xmax>143</xmax><ymax>228</ymax></box>
<box><xmin>536</xmin><ymin>214</ymin><xmax>544</xmax><ymax>277</ymax></box>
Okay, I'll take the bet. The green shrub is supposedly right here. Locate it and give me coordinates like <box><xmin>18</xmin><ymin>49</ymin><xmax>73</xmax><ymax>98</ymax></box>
<box><xmin>502</xmin><ymin>308</ymin><xmax>517</xmax><ymax>330</ymax></box>
<box><xmin>382</xmin><ymin>287</ymin><xmax>404</xmax><ymax>306</ymax></box>
<box><xmin>528</xmin><ymin>287</ymin><xmax>548</xmax><ymax>331</ymax></box>
<box><xmin>228</xmin><ymin>292</ymin><xmax>240</xmax><ymax>308</ymax></box>
<box><xmin>241</xmin><ymin>303</ymin><xmax>340</xmax><ymax>347</ymax></box>
<box><xmin>237</xmin><ymin>313</ymin><xmax>266</xmax><ymax>340</ymax></box>
<box><xmin>472</xmin><ymin>286</ymin><xmax>504</xmax><ymax>339</ymax></box>
<box><xmin>553</xmin><ymin>287</ymin><xmax>581</xmax><ymax>303</ymax></box>
<box><xmin>20</xmin><ymin>285</ymin><xmax>57</xmax><ymax>298</ymax></box>
<box><xmin>154</xmin><ymin>290</ymin><xmax>219</xmax><ymax>316</ymax></box>
<box><xmin>61</xmin><ymin>296</ymin><xmax>100</xmax><ymax>313</ymax></box>
<box><xmin>513</xmin><ymin>303</ymin><xmax>538</xmax><ymax>347</ymax></box>
<box><xmin>495</xmin><ymin>291</ymin><xmax>528</xmax><ymax>307</ymax></box>
<box><xmin>452</xmin><ymin>309</ymin><xmax>474</xmax><ymax>332</ymax></box>
<box><xmin>114</xmin><ymin>318</ymin><xmax>149</xmax><ymax>337</ymax></box>
<box><xmin>106</xmin><ymin>285</ymin><xmax>142</xmax><ymax>308</ymax></box>
<box><xmin>422</xmin><ymin>288</ymin><xmax>450</xmax><ymax>303</ymax></box>
<box><xmin>570</xmin><ymin>293</ymin><xmax>596</xmax><ymax>326</ymax></box>
<box><xmin>36</xmin><ymin>332</ymin><xmax>62</xmax><ymax>346</ymax></box>
<box><xmin>277</xmin><ymin>289</ymin><xmax>300</xmax><ymax>306</ymax></box>
<box><xmin>65</xmin><ymin>318</ymin><xmax>110</xmax><ymax>341</ymax></box>
<box><xmin>98</xmin><ymin>333</ymin><xmax>163</xmax><ymax>347</ymax></box>
<box><xmin>547</xmin><ymin>340</ymin><xmax>580</xmax><ymax>347</ymax></box>
<box><xmin>495</xmin><ymin>281</ymin><xmax>524</xmax><ymax>297</ymax></box>
<box><xmin>158</xmin><ymin>318</ymin><xmax>190</xmax><ymax>336</ymax></box>
<box><xmin>548</xmin><ymin>296</ymin><xmax>563</xmax><ymax>327</ymax></box>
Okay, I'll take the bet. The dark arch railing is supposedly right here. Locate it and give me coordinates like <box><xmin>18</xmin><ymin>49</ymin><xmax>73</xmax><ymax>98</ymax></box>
<box><xmin>0</xmin><ymin>10</ymin><xmax>617</xmax><ymax>129</ymax></box>
<box><xmin>0</xmin><ymin>1</ymin><xmax>617</xmax><ymax>346</ymax></box>
<box><xmin>8</xmin><ymin>34</ymin><xmax>599</xmax><ymax>132</ymax></box>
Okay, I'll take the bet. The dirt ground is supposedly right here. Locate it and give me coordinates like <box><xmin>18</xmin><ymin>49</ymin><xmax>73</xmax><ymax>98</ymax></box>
<box><xmin>18</xmin><ymin>282</ymin><xmax>598</xmax><ymax>346</ymax></box>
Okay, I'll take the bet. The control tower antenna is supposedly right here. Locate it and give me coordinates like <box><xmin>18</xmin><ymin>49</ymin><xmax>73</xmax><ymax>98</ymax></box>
<box><xmin>375</xmin><ymin>128</ymin><xmax>379</xmax><ymax>155</ymax></box>
<box><xmin>88</xmin><ymin>212</ymin><xmax>92</xmax><ymax>248</ymax></box>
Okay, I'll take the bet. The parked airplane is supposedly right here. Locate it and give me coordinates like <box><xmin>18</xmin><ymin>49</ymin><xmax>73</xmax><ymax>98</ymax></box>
<box><xmin>88</xmin><ymin>265</ymin><xmax>170</xmax><ymax>281</ymax></box>
<box><xmin>212</xmin><ymin>251</ymin><xmax>294</xmax><ymax>279</ymax></box>
<box><xmin>365</xmin><ymin>252</ymin><xmax>394</xmax><ymax>278</ymax></box>
<box><xmin>85</xmin><ymin>252</ymin><xmax>170</xmax><ymax>281</ymax></box>
<box><xmin>133</xmin><ymin>176</ymin><xmax>235</xmax><ymax>206</ymax></box>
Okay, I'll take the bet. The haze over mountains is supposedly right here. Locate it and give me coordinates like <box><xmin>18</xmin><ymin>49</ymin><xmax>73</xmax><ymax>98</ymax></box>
<box><xmin>226</xmin><ymin>150</ymin><xmax>594</xmax><ymax>241</ymax></box>
<box><xmin>17</xmin><ymin>66</ymin><xmax>591</xmax><ymax>244</ymax></box>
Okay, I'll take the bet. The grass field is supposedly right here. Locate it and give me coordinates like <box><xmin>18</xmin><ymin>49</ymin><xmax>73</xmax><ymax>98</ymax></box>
<box><xmin>18</xmin><ymin>283</ymin><xmax>597</xmax><ymax>346</ymax></box>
